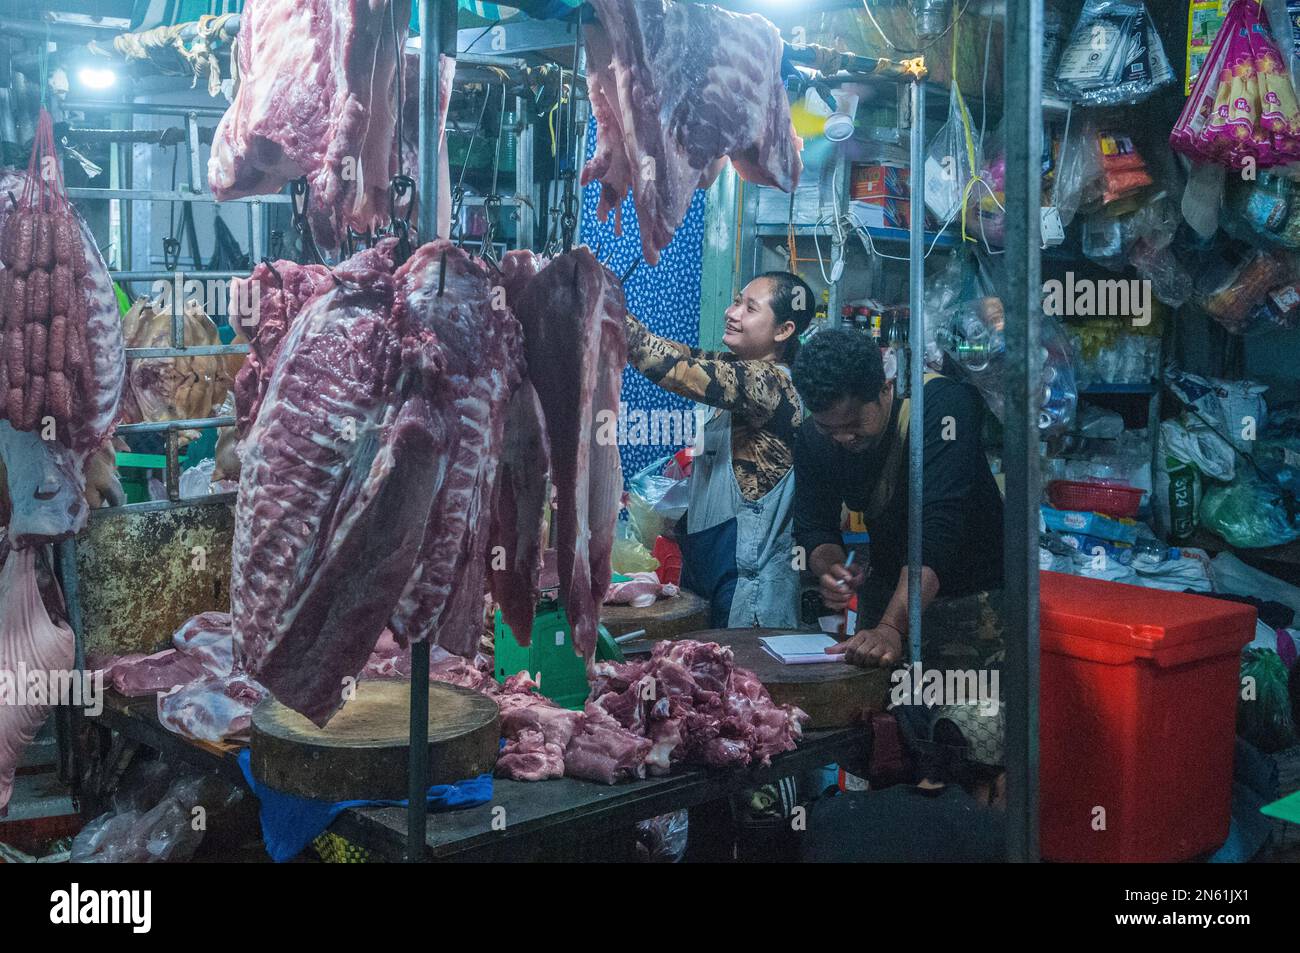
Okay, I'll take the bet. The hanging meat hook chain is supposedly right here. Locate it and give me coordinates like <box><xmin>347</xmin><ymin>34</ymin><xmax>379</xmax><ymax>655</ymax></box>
<box><xmin>290</xmin><ymin>177</ymin><xmax>326</xmax><ymax>266</ymax></box>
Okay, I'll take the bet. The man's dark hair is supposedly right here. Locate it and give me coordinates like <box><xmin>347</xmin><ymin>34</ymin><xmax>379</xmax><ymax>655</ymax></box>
<box><xmin>791</xmin><ymin>327</ymin><xmax>886</xmax><ymax>413</ymax></box>
<box><xmin>755</xmin><ymin>271</ymin><xmax>815</xmax><ymax>363</ymax></box>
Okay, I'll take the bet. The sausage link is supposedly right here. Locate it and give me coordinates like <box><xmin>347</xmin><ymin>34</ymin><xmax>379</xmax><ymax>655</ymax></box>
<box><xmin>27</xmin><ymin>267</ymin><xmax>50</xmax><ymax>324</ymax></box>
<box><xmin>47</xmin><ymin>314</ymin><xmax>66</xmax><ymax>373</ymax></box>
<box><xmin>7</xmin><ymin>325</ymin><xmax>25</xmax><ymax>387</ymax></box>
<box><xmin>21</xmin><ymin>373</ymin><xmax>45</xmax><ymax>430</ymax></box>
<box><xmin>25</xmin><ymin>321</ymin><xmax>47</xmax><ymax>378</ymax></box>
<box><xmin>33</xmin><ymin>213</ymin><xmax>55</xmax><ymax>271</ymax></box>
<box><xmin>4</xmin><ymin>272</ymin><xmax>26</xmax><ymax>334</ymax></box>
<box><xmin>51</xmin><ymin>264</ymin><xmax>71</xmax><ymax>317</ymax></box>
<box><xmin>7</xmin><ymin>210</ymin><xmax>34</xmax><ymax>274</ymax></box>
<box><xmin>46</xmin><ymin>369</ymin><xmax>71</xmax><ymax>422</ymax></box>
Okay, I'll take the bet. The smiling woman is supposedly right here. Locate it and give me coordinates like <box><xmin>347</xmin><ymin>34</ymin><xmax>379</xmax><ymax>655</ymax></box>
<box><xmin>622</xmin><ymin>271</ymin><xmax>813</xmax><ymax>629</ymax></box>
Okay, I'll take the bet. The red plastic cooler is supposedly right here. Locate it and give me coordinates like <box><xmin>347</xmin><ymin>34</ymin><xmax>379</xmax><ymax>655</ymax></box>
<box><xmin>1038</xmin><ymin>571</ymin><xmax>1255</xmax><ymax>862</ymax></box>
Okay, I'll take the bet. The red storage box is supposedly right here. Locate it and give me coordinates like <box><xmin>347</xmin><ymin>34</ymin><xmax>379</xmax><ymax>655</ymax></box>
<box><xmin>1038</xmin><ymin>571</ymin><xmax>1255</xmax><ymax>862</ymax></box>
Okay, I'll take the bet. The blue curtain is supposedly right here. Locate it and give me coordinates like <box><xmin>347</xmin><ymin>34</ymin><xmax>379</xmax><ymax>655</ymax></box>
<box><xmin>580</xmin><ymin>116</ymin><xmax>707</xmax><ymax>482</ymax></box>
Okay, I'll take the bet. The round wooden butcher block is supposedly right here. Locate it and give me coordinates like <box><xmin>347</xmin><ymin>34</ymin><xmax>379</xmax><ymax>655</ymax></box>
<box><xmin>250</xmin><ymin>680</ymin><xmax>499</xmax><ymax>802</ymax></box>
<box><xmin>669</xmin><ymin>629</ymin><xmax>893</xmax><ymax>729</ymax></box>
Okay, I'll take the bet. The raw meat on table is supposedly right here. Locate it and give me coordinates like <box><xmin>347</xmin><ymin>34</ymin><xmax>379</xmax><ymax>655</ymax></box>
<box><xmin>208</xmin><ymin>0</ymin><xmax>413</xmax><ymax>250</ymax></box>
<box><xmin>387</xmin><ymin>241</ymin><xmax>526</xmax><ymax>656</ymax></box>
<box><xmin>231</xmin><ymin>241</ymin><xmax>456</xmax><ymax>726</ymax></box>
<box><xmin>157</xmin><ymin>672</ymin><xmax>267</xmax><ymax>744</ymax></box>
<box><xmin>511</xmin><ymin>247</ymin><xmax>628</xmax><ymax>661</ymax></box>
<box><xmin>493</xmin><ymin>640</ymin><xmax>806</xmax><ymax>784</ymax></box>
<box><xmin>581</xmin><ymin>0</ymin><xmax>802</xmax><ymax>264</ymax></box>
<box><xmin>0</xmin><ymin>547</ymin><xmax>75</xmax><ymax>815</ymax></box>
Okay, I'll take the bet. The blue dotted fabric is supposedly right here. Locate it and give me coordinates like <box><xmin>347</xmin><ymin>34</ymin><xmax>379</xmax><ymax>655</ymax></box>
<box><xmin>581</xmin><ymin>116</ymin><xmax>706</xmax><ymax>481</ymax></box>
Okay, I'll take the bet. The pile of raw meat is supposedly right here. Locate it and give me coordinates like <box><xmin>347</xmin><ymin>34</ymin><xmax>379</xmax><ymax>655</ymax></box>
<box><xmin>582</xmin><ymin>0</ymin><xmax>802</xmax><ymax>264</ymax></box>
<box><xmin>209</xmin><ymin>0</ymin><xmax>455</xmax><ymax>250</ymax></box>
<box><xmin>499</xmin><ymin>639</ymin><xmax>808</xmax><ymax>784</ymax></box>
<box><xmin>226</xmin><ymin>238</ymin><xmax>628</xmax><ymax>728</ymax></box>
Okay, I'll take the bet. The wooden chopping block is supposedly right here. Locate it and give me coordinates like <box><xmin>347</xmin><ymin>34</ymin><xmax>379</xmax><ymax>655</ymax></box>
<box><xmin>678</xmin><ymin>628</ymin><xmax>892</xmax><ymax>729</ymax></box>
<box><xmin>250</xmin><ymin>680</ymin><xmax>499</xmax><ymax>802</ymax></box>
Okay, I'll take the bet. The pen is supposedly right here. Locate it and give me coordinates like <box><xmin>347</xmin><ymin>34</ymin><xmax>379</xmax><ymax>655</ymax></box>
<box><xmin>837</xmin><ymin>550</ymin><xmax>856</xmax><ymax>588</ymax></box>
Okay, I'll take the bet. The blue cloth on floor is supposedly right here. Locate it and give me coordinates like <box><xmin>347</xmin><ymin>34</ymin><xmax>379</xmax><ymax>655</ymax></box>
<box><xmin>1209</xmin><ymin>738</ymin><xmax>1279</xmax><ymax>863</ymax></box>
<box><xmin>237</xmin><ymin>749</ymin><xmax>493</xmax><ymax>862</ymax></box>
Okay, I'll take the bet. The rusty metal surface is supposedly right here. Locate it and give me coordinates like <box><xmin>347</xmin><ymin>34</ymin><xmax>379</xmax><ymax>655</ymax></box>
<box><xmin>76</xmin><ymin>498</ymin><xmax>233</xmax><ymax>659</ymax></box>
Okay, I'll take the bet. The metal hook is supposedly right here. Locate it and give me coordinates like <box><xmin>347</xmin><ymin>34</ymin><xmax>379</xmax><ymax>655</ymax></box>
<box><xmin>260</xmin><ymin>256</ymin><xmax>283</xmax><ymax>288</ymax></box>
<box><xmin>437</xmin><ymin>248</ymin><xmax>449</xmax><ymax>297</ymax></box>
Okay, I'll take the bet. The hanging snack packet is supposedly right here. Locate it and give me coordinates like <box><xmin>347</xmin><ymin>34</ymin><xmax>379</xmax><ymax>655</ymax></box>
<box><xmin>1186</xmin><ymin>1</ymin><xmax>1230</xmax><ymax>96</ymax></box>
<box><xmin>1095</xmin><ymin>130</ymin><xmax>1153</xmax><ymax>205</ymax></box>
<box><xmin>1056</xmin><ymin>0</ymin><xmax>1176</xmax><ymax>106</ymax></box>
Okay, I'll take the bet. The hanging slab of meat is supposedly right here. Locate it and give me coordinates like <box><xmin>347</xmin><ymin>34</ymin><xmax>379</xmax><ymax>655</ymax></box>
<box><xmin>387</xmin><ymin>241</ymin><xmax>526</xmax><ymax>656</ymax></box>
<box><xmin>488</xmin><ymin>380</ymin><xmax>550</xmax><ymax>646</ymax></box>
<box><xmin>582</xmin><ymin>0</ymin><xmax>802</xmax><ymax>265</ymax></box>
<box><xmin>0</xmin><ymin>546</ymin><xmax>75</xmax><ymax>815</ymax></box>
<box><xmin>231</xmin><ymin>242</ymin><xmax>455</xmax><ymax>726</ymax></box>
<box><xmin>229</xmin><ymin>258</ymin><xmax>332</xmax><ymax>436</ymax></box>
<box><xmin>486</xmin><ymin>250</ymin><xmax>550</xmax><ymax>647</ymax></box>
<box><xmin>512</xmin><ymin>247</ymin><xmax>627</xmax><ymax>660</ymax></box>
<box><xmin>0</xmin><ymin>170</ymin><xmax>124</xmax><ymax>547</ymax></box>
<box><xmin>208</xmin><ymin>0</ymin><xmax>413</xmax><ymax>250</ymax></box>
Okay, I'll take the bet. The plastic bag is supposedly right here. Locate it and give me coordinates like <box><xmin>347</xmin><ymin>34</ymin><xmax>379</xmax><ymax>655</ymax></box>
<box><xmin>1199</xmin><ymin>250</ymin><xmax>1291</xmax><ymax>334</ymax></box>
<box><xmin>179</xmin><ymin>457</ymin><xmax>218</xmax><ymax>499</ymax></box>
<box><xmin>1200</xmin><ymin>476</ymin><xmax>1300</xmax><ymax>549</ymax></box>
<box><xmin>1164</xmin><ymin>367</ymin><xmax>1269</xmax><ymax>453</ymax></box>
<box><xmin>611</xmin><ymin>523</ymin><xmax>660</xmax><ymax>576</ymax></box>
<box><xmin>1160</xmin><ymin>415</ymin><xmax>1236</xmax><ymax>482</ymax></box>
<box><xmin>923</xmin><ymin>84</ymin><xmax>981</xmax><ymax>229</ymax></box>
<box><xmin>626</xmin><ymin>454</ymin><xmax>690</xmax><ymax>546</ymax></box>
<box><xmin>71</xmin><ymin>771</ymin><xmax>243</xmax><ymax>863</ymax></box>
<box><xmin>635</xmin><ymin>809</ymin><xmax>689</xmax><ymax>862</ymax></box>
<box><xmin>1238</xmin><ymin>648</ymin><xmax>1297</xmax><ymax>753</ymax></box>
<box><xmin>1049</xmin><ymin>107</ymin><xmax>1090</xmax><ymax>227</ymax></box>
<box><xmin>1056</xmin><ymin>1</ymin><xmax>1175</xmax><ymax>106</ymax></box>
<box><xmin>933</xmin><ymin>270</ymin><xmax>1077</xmax><ymax>437</ymax></box>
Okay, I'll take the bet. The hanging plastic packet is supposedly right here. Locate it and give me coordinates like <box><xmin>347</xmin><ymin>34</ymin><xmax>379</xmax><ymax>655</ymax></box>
<box><xmin>1172</xmin><ymin>0</ymin><xmax>1300</xmax><ymax>169</ymax></box>
<box><xmin>1185</xmin><ymin>0</ymin><xmax>1231</xmax><ymax>96</ymax></box>
<box><xmin>1199</xmin><ymin>249</ymin><xmax>1291</xmax><ymax>334</ymax></box>
<box><xmin>1056</xmin><ymin>0</ymin><xmax>1176</xmax><ymax>106</ymax></box>
<box><xmin>923</xmin><ymin>37</ymin><xmax>981</xmax><ymax>234</ymax></box>
<box><xmin>1263</xmin><ymin>0</ymin><xmax>1300</xmax><ymax>98</ymax></box>
<box><xmin>1095</xmin><ymin>130</ymin><xmax>1153</xmax><ymax>205</ymax></box>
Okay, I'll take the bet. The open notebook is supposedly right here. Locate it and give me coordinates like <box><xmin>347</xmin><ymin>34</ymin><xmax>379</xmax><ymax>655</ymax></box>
<box><xmin>759</xmin><ymin>633</ymin><xmax>840</xmax><ymax>665</ymax></box>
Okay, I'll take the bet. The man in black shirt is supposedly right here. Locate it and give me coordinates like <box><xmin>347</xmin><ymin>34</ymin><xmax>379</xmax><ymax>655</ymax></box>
<box><xmin>791</xmin><ymin>329</ymin><xmax>1004</xmax><ymax>667</ymax></box>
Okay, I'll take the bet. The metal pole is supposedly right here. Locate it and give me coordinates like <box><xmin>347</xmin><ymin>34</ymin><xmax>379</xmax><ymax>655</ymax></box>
<box><xmin>906</xmin><ymin>79</ymin><xmax>925</xmax><ymax>667</ymax></box>
<box><xmin>515</xmin><ymin>93</ymin><xmax>535</xmax><ymax>249</ymax></box>
<box><xmin>418</xmin><ymin>0</ymin><xmax>456</xmax><ymax>242</ymax></box>
<box><xmin>410</xmin><ymin>0</ymin><xmax>455</xmax><ymax>862</ymax></box>
<box><xmin>1002</xmin><ymin>0</ymin><xmax>1044</xmax><ymax>863</ymax></box>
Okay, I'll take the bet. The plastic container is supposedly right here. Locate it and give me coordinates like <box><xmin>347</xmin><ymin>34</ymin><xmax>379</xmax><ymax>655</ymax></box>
<box><xmin>1047</xmin><ymin>479</ymin><xmax>1144</xmax><ymax>518</ymax></box>
<box><xmin>1039</xmin><ymin>571</ymin><xmax>1256</xmax><ymax>862</ymax></box>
